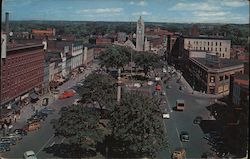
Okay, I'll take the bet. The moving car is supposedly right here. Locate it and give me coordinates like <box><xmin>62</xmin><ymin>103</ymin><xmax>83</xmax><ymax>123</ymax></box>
<box><xmin>58</xmin><ymin>90</ymin><xmax>76</xmax><ymax>99</ymax></box>
<box><xmin>23</xmin><ymin>150</ymin><xmax>37</xmax><ymax>159</ymax></box>
<box><xmin>171</xmin><ymin>148</ymin><xmax>186</xmax><ymax>159</ymax></box>
<box><xmin>180</xmin><ymin>131</ymin><xmax>190</xmax><ymax>142</ymax></box>
<box><xmin>162</xmin><ymin>110</ymin><xmax>170</xmax><ymax>119</ymax></box>
<box><xmin>176</xmin><ymin>99</ymin><xmax>185</xmax><ymax>111</ymax></box>
<box><xmin>23</xmin><ymin>121</ymin><xmax>41</xmax><ymax>132</ymax></box>
<box><xmin>193</xmin><ymin>116</ymin><xmax>203</xmax><ymax>124</ymax></box>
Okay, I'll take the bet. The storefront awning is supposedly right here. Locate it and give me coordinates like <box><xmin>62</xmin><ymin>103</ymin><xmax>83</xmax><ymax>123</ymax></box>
<box><xmin>30</xmin><ymin>92</ymin><xmax>39</xmax><ymax>99</ymax></box>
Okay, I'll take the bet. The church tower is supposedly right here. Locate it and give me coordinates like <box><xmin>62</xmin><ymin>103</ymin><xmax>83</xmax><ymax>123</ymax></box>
<box><xmin>136</xmin><ymin>16</ymin><xmax>145</xmax><ymax>51</ymax></box>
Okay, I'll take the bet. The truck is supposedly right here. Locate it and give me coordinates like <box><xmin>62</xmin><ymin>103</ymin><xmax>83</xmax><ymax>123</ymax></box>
<box><xmin>176</xmin><ymin>99</ymin><xmax>185</xmax><ymax>111</ymax></box>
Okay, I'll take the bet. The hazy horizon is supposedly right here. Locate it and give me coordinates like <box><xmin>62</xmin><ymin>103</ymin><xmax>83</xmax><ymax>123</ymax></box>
<box><xmin>2</xmin><ymin>0</ymin><xmax>249</xmax><ymax>24</ymax></box>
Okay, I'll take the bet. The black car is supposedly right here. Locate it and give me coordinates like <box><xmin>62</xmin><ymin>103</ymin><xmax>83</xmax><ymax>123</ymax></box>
<box><xmin>13</xmin><ymin>128</ymin><xmax>28</xmax><ymax>136</ymax></box>
<box><xmin>0</xmin><ymin>142</ymin><xmax>10</xmax><ymax>152</ymax></box>
<box><xmin>180</xmin><ymin>131</ymin><xmax>190</xmax><ymax>142</ymax></box>
<box><xmin>193</xmin><ymin>116</ymin><xmax>203</xmax><ymax>124</ymax></box>
<box><xmin>30</xmin><ymin>112</ymin><xmax>48</xmax><ymax>121</ymax></box>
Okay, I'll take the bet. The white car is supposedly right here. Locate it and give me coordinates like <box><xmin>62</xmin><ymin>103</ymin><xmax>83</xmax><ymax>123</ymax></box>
<box><xmin>134</xmin><ymin>83</ymin><xmax>141</xmax><ymax>88</ymax></box>
<box><xmin>162</xmin><ymin>112</ymin><xmax>170</xmax><ymax>119</ymax></box>
<box><xmin>147</xmin><ymin>81</ymin><xmax>154</xmax><ymax>86</ymax></box>
<box><xmin>155</xmin><ymin>77</ymin><xmax>161</xmax><ymax>81</ymax></box>
<box><xmin>23</xmin><ymin>151</ymin><xmax>37</xmax><ymax>159</ymax></box>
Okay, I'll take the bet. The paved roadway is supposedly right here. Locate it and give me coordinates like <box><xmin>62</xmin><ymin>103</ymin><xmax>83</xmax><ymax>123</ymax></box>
<box><xmin>157</xmin><ymin>69</ymin><xmax>218</xmax><ymax>159</ymax></box>
<box><xmin>1</xmin><ymin>62</ymin><xmax>99</xmax><ymax>158</ymax></box>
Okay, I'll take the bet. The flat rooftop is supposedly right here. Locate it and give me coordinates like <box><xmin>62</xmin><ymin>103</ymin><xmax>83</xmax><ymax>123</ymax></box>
<box><xmin>7</xmin><ymin>43</ymin><xmax>43</xmax><ymax>51</ymax></box>
<box><xmin>183</xmin><ymin>36</ymin><xmax>230</xmax><ymax>40</ymax></box>
<box><xmin>192</xmin><ymin>58</ymin><xmax>244</xmax><ymax>69</ymax></box>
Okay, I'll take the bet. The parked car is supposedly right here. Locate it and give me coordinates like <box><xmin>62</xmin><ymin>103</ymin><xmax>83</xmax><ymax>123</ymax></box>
<box><xmin>58</xmin><ymin>90</ymin><xmax>76</xmax><ymax>99</ymax></box>
<box><xmin>13</xmin><ymin>128</ymin><xmax>27</xmax><ymax>136</ymax></box>
<box><xmin>0</xmin><ymin>142</ymin><xmax>10</xmax><ymax>152</ymax></box>
<box><xmin>0</xmin><ymin>137</ymin><xmax>16</xmax><ymax>145</ymax></box>
<box><xmin>23</xmin><ymin>150</ymin><xmax>37</xmax><ymax>159</ymax></box>
<box><xmin>39</xmin><ymin>107</ymin><xmax>55</xmax><ymax>115</ymax></box>
<box><xmin>193</xmin><ymin>116</ymin><xmax>203</xmax><ymax>124</ymax></box>
<box><xmin>28</xmin><ymin>112</ymin><xmax>47</xmax><ymax>122</ymax></box>
<box><xmin>6</xmin><ymin>133</ymin><xmax>22</xmax><ymax>141</ymax></box>
<box><xmin>180</xmin><ymin>131</ymin><xmax>190</xmax><ymax>142</ymax></box>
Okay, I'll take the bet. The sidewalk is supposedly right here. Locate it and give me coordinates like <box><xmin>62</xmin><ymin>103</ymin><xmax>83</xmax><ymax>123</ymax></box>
<box><xmin>2</xmin><ymin>62</ymin><xmax>99</xmax><ymax>135</ymax></box>
<box><xmin>176</xmin><ymin>71</ymin><xmax>224</xmax><ymax>99</ymax></box>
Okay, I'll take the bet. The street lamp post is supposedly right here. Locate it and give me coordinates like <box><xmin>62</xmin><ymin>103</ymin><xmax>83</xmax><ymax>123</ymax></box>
<box><xmin>117</xmin><ymin>68</ymin><xmax>122</xmax><ymax>102</ymax></box>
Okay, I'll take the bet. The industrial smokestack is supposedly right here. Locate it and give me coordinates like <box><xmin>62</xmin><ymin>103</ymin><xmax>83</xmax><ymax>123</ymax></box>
<box><xmin>5</xmin><ymin>12</ymin><xmax>9</xmax><ymax>42</ymax></box>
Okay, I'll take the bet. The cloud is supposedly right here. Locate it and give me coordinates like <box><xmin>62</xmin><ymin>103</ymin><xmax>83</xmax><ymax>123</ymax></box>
<box><xmin>129</xmin><ymin>1</ymin><xmax>135</xmax><ymax>5</ymax></box>
<box><xmin>138</xmin><ymin>1</ymin><xmax>147</xmax><ymax>6</ymax></box>
<box><xmin>170</xmin><ymin>2</ymin><xmax>221</xmax><ymax>11</ymax></box>
<box><xmin>193</xmin><ymin>11</ymin><xmax>229</xmax><ymax>17</ymax></box>
<box><xmin>77</xmin><ymin>8</ymin><xmax>123</xmax><ymax>14</ymax></box>
<box><xmin>132</xmin><ymin>11</ymin><xmax>151</xmax><ymax>16</ymax></box>
<box><xmin>221</xmin><ymin>0</ymin><xmax>248</xmax><ymax>7</ymax></box>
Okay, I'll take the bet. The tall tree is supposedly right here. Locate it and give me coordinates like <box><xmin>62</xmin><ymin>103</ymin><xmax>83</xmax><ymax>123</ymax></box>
<box><xmin>52</xmin><ymin>105</ymin><xmax>107</xmax><ymax>152</ymax></box>
<box><xmin>134</xmin><ymin>52</ymin><xmax>163</xmax><ymax>76</ymax></box>
<box><xmin>78</xmin><ymin>73</ymin><xmax>116</xmax><ymax>111</ymax></box>
<box><xmin>99</xmin><ymin>46</ymin><xmax>130</xmax><ymax>70</ymax></box>
<box><xmin>109</xmin><ymin>92</ymin><xmax>168</xmax><ymax>158</ymax></box>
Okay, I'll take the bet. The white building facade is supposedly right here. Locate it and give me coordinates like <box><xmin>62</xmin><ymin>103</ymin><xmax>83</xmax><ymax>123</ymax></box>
<box><xmin>184</xmin><ymin>37</ymin><xmax>231</xmax><ymax>59</ymax></box>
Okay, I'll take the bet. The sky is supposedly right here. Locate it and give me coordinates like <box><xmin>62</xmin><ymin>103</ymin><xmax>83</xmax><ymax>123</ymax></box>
<box><xmin>2</xmin><ymin>0</ymin><xmax>250</xmax><ymax>24</ymax></box>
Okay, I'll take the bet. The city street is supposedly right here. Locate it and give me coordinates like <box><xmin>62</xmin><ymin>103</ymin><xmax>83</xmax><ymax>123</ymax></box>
<box><xmin>1</xmin><ymin>62</ymin><xmax>99</xmax><ymax>158</ymax></box>
<box><xmin>157</xmin><ymin>69</ymin><xmax>217</xmax><ymax>158</ymax></box>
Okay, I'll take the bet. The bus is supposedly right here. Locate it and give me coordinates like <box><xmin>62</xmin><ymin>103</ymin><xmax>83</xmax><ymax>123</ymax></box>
<box><xmin>176</xmin><ymin>99</ymin><xmax>185</xmax><ymax>111</ymax></box>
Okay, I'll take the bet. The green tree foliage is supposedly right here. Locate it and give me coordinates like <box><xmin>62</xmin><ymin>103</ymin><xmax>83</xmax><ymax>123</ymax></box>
<box><xmin>53</xmin><ymin>105</ymin><xmax>106</xmax><ymax>151</ymax></box>
<box><xmin>109</xmin><ymin>92</ymin><xmax>168</xmax><ymax>157</ymax></box>
<box><xmin>99</xmin><ymin>46</ymin><xmax>130</xmax><ymax>69</ymax></box>
<box><xmin>133</xmin><ymin>52</ymin><xmax>163</xmax><ymax>75</ymax></box>
<box><xmin>78</xmin><ymin>73</ymin><xmax>117</xmax><ymax>110</ymax></box>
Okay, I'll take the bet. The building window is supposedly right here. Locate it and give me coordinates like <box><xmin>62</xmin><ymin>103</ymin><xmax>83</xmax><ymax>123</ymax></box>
<box><xmin>208</xmin><ymin>47</ymin><xmax>210</xmax><ymax>51</ymax></box>
<box><xmin>215</xmin><ymin>48</ymin><xmax>217</xmax><ymax>51</ymax></box>
<box><xmin>204</xmin><ymin>47</ymin><xmax>206</xmax><ymax>50</ymax></box>
<box><xmin>219</xmin><ymin>53</ymin><xmax>221</xmax><ymax>57</ymax></box>
<box><xmin>211</xmin><ymin>42</ymin><xmax>213</xmax><ymax>46</ymax></box>
<box><xmin>210</xmin><ymin>76</ymin><xmax>215</xmax><ymax>83</ymax></box>
<box><xmin>225</xmin><ymin>48</ymin><xmax>227</xmax><ymax>52</ymax></box>
<box><xmin>216</xmin><ymin>42</ymin><xmax>217</xmax><ymax>46</ymax></box>
<box><xmin>188</xmin><ymin>41</ymin><xmax>190</xmax><ymax>44</ymax></box>
<box><xmin>220</xmin><ymin>48</ymin><xmax>221</xmax><ymax>51</ymax></box>
<box><xmin>211</xmin><ymin>47</ymin><xmax>213</xmax><ymax>51</ymax></box>
<box><xmin>219</xmin><ymin>76</ymin><xmax>223</xmax><ymax>81</ymax></box>
<box><xmin>200</xmin><ymin>47</ymin><xmax>202</xmax><ymax>50</ymax></box>
<box><xmin>208</xmin><ymin>42</ymin><xmax>209</xmax><ymax>45</ymax></box>
<box><xmin>220</xmin><ymin>42</ymin><xmax>222</xmax><ymax>46</ymax></box>
<box><xmin>223</xmin><ymin>53</ymin><xmax>224</xmax><ymax>57</ymax></box>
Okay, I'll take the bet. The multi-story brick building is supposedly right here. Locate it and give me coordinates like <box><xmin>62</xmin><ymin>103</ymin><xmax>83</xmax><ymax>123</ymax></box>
<box><xmin>183</xmin><ymin>36</ymin><xmax>231</xmax><ymax>59</ymax></box>
<box><xmin>183</xmin><ymin>54</ymin><xmax>244</xmax><ymax>95</ymax></box>
<box><xmin>0</xmin><ymin>43</ymin><xmax>45</xmax><ymax>107</ymax></box>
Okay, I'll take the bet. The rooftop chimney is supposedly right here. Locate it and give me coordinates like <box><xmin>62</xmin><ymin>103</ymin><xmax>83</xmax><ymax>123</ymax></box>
<box><xmin>5</xmin><ymin>12</ymin><xmax>9</xmax><ymax>42</ymax></box>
